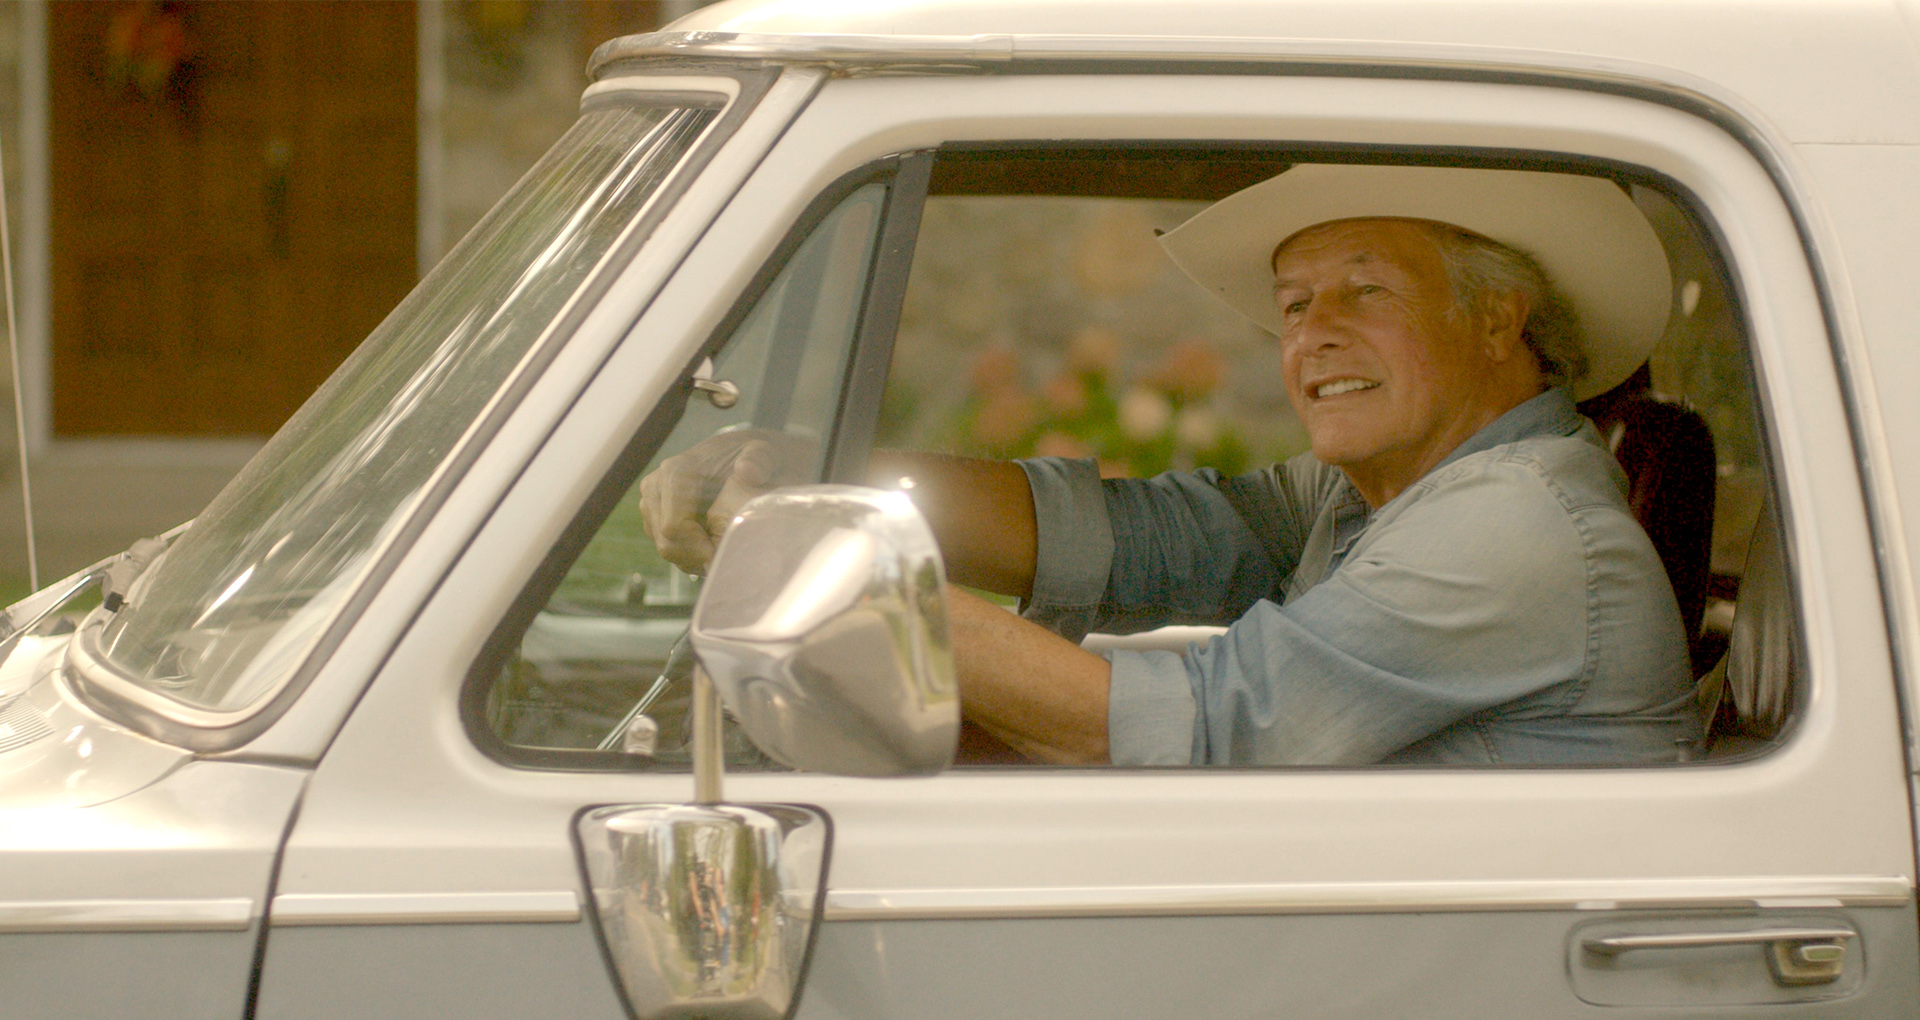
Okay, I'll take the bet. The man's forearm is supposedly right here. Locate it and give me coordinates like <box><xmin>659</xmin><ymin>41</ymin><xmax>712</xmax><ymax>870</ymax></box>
<box><xmin>945</xmin><ymin>585</ymin><xmax>1110</xmax><ymax>765</ymax></box>
<box><xmin>868</xmin><ymin>451</ymin><xmax>1037</xmax><ymax>598</ymax></box>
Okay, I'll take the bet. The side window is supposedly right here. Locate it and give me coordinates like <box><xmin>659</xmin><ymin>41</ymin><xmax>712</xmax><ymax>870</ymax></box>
<box><xmin>877</xmin><ymin>148</ymin><xmax>1783</xmax><ymax>767</ymax></box>
<box><xmin>473</xmin><ymin>181</ymin><xmax>889</xmax><ymax>765</ymax></box>
<box><xmin>472</xmin><ymin>147</ymin><xmax>1790</xmax><ymax>773</ymax></box>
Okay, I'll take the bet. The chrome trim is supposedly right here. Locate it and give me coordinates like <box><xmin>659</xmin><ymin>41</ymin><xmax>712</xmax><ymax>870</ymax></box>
<box><xmin>269</xmin><ymin>890</ymin><xmax>581</xmax><ymax>927</ymax></box>
<box><xmin>1583</xmin><ymin>926</ymin><xmax>1856</xmax><ymax>956</ymax></box>
<box><xmin>587</xmin><ymin>30</ymin><xmax>1772</xmax><ymax>113</ymax></box>
<box><xmin>688</xmin><ymin>355</ymin><xmax>740</xmax><ymax>409</ymax></box>
<box><xmin>0</xmin><ymin>565</ymin><xmax>106</xmax><ymax>649</ymax></box>
<box><xmin>821</xmin><ymin>876</ymin><xmax>1912</xmax><ymax>921</ymax></box>
<box><xmin>0</xmin><ymin>897</ymin><xmax>253</xmax><ymax>933</ymax></box>
<box><xmin>580</xmin><ymin>75</ymin><xmax>741</xmax><ymax>106</ymax></box>
<box><xmin>603</xmin><ymin>28</ymin><xmax>1772</xmax><ymax>73</ymax></box>
<box><xmin>64</xmin><ymin>614</ymin><xmax>261</xmax><ymax>732</ymax></box>
<box><xmin>592</xmin><ymin>30</ymin><xmax>1015</xmax><ymax>70</ymax></box>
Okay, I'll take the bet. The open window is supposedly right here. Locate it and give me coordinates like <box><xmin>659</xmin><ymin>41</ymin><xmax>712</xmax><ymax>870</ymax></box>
<box><xmin>877</xmin><ymin>146</ymin><xmax>1790</xmax><ymax>765</ymax></box>
<box><xmin>466</xmin><ymin>142</ymin><xmax>1796</xmax><ymax>772</ymax></box>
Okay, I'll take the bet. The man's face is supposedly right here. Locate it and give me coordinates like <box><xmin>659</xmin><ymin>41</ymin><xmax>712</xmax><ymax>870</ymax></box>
<box><xmin>1272</xmin><ymin>218</ymin><xmax>1522</xmax><ymax>502</ymax></box>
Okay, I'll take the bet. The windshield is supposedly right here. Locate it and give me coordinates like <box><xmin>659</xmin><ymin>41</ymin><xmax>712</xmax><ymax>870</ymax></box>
<box><xmin>88</xmin><ymin>93</ymin><xmax>724</xmax><ymax>716</ymax></box>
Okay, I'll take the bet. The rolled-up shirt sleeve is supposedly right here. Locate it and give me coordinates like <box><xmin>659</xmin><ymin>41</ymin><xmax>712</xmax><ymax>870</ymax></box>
<box><xmin>1100</xmin><ymin>468</ymin><xmax>1297</xmax><ymax>632</ymax></box>
<box><xmin>1019</xmin><ymin>458</ymin><xmax>1311</xmax><ymax>635</ymax></box>
<box><xmin>1020</xmin><ymin>455</ymin><xmax>1320</xmax><ymax>766</ymax></box>
<box><xmin>1015</xmin><ymin>456</ymin><xmax>1114</xmax><ymax>642</ymax></box>
<box><xmin>1107</xmin><ymin>649</ymin><xmax>1203</xmax><ymax>765</ymax></box>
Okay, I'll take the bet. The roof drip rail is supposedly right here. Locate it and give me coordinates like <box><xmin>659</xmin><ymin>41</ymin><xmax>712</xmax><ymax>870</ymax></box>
<box><xmin>591</xmin><ymin>31</ymin><xmax>1017</xmax><ymax>77</ymax></box>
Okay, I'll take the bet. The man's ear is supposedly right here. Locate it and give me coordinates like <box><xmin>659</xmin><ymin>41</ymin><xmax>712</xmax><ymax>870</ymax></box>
<box><xmin>1479</xmin><ymin>290</ymin><xmax>1532</xmax><ymax>363</ymax></box>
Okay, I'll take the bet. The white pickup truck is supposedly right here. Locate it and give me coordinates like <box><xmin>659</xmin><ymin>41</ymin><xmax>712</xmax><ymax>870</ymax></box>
<box><xmin>5</xmin><ymin>0</ymin><xmax>1920</xmax><ymax>1016</ymax></box>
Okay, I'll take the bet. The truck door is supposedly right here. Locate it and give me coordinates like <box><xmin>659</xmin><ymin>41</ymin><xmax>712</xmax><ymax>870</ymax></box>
<box><xmin>267</xmin><ymin>69</ymin><xmax>1919</xmax><ymax>1018</ymax></box>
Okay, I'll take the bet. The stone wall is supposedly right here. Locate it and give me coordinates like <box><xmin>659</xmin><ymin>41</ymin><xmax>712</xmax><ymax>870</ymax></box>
<box><xmin>432</xmin><ymin>1</ymin><xmax>597</xmax><ymax>266</ymax></box>
<box><xmin>429</xmin><ymin>0</ymin><xmax>699</xmax><ymax>265</ymax></box>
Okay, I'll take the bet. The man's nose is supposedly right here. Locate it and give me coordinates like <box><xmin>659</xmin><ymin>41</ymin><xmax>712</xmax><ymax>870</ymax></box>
<box><xmin>1294</xmin><ymin>296</ymin><xmax>1353</xmax><ymax>349</ymax></box>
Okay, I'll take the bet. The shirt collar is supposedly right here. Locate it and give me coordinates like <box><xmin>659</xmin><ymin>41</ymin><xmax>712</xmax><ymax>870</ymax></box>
<box><xmin>1433</xmin><ymin>387</ymin><xmax>1584</xmax><ymax>474</ymax></box>
<box><xmin>1322</xmin><ymin>387</ymin><xmax>1585</xmax><ymax>540</ymax></box>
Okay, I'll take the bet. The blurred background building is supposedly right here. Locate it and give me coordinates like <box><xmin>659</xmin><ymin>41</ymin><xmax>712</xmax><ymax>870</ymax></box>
<box><xmin>0</xmin><ymin>1</ymin><xmax>709</xmax><ymax>592</ymax></box>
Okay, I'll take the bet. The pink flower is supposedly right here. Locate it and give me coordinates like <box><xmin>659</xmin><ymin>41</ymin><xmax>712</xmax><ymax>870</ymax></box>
<box><xmin>973</xmin><ymin>387</ymin><xmax>1038</xmax><ymax>449</ymax></box>
<box><xmin>1068</xmin><ymin>326</ymin><xmax>1121</xmax><ymax>374</ymax></box>
<box><xmin>1150</xmin><ymin>338</ymin><xmax>1223</xmax><ymax>401</ymax></box>
<box><xmin>1118</xmin><ymin>386</ymin><xmax>1173</xmax><ymax>441</ymax></box>
<box><xmin>1175</xmin><ymin>407</ymin><xmax>1221</xmax><ymax>450</ymax></box>
<box><xmin>1041</xmin><ymin>372</ymin><xmax>1088</xmax><ymax>416</ymax></box>
<box><xmin>970</xmin><ymin>347</ymin><xmax>1023</xmax><ymax>392</ymax></box>
<box><xmin>1034</xmin><ymin>432</ymin><xmax>1092</xmax><ymax>459</ymax></box>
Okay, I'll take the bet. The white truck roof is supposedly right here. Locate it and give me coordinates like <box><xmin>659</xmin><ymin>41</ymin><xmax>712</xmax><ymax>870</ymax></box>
<box><xmin>592</xmin><ymin>0</ymin><xmax>1920</xmax><ymax>145</ymax></box>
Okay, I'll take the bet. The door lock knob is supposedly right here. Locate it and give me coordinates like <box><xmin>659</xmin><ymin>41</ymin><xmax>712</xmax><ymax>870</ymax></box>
<box><xmin>1770</xmin><ymin>939</ymin><xmax>1847</xmax><ymax>985</ymax></box>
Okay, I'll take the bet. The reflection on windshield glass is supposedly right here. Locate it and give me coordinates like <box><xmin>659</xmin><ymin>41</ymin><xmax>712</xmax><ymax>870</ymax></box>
<box><xmin>95</xmin><ymin>98</ymin><xmax>722</xmax><ymax>714</ymax></box>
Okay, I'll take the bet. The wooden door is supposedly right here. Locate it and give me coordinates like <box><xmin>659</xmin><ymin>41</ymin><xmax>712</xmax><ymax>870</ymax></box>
<box><xmin>50</xmin><ymin>1</ymin><xmax>416</xmax><ymax>436</ymax></box>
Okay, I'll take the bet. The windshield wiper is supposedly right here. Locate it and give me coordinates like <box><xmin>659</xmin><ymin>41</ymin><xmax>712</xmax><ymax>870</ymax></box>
<box><xmin>0</xmin><ymin>528</ymin><xmax>182</xmax><ymax>657</ymax></box>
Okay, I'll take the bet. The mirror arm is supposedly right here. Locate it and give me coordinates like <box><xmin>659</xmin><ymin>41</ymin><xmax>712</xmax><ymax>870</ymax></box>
<box><xmin>691</xmin><ymin>664</ymin><xmax>724</xmax><ymax>804</ymax></box>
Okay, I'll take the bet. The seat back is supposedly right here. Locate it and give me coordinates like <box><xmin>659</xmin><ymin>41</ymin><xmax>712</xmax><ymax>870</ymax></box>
<box><xmin>1714</xmin><ymin>496</ymin><xmax>1795</xmax><ymax>745</ymax></box>
<box><xmin>1693</xmin><ymin>495</ymin><xmax>1795</xmax><ymax>756</ymax></box>
<box><xmin>1578</xmin><ymin>367</ymin><xmax>1719</xmax><ymax>669</ymax></box>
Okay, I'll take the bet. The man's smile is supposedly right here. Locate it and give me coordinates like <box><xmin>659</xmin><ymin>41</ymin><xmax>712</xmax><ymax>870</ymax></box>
<box><xmin>1308</xmin><ymin>377</ymin><xmax>1381</xmax><ymax>399</ymax></box>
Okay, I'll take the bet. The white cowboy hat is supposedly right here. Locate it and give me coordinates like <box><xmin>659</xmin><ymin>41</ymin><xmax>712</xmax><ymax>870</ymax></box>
<box><xmin>1156</xmin><ymin>163</ymin><xmax>1672</xmax><ymax>401</ymax></box>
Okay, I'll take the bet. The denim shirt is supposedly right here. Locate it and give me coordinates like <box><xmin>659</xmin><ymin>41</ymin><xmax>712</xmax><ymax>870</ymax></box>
<box><xmin>1018</xmin><ymin>389</ymin><xmax>1697</xmax><ymax>767</ymax></box>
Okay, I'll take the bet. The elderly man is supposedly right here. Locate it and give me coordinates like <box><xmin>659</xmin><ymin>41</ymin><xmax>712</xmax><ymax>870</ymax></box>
<box><xmin>643</xmin><ymin>163</ymin><xmax>1697</xmax><ymax>768</ymax></box>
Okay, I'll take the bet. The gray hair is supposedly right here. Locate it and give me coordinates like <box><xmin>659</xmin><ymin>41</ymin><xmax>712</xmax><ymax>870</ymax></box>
<box><xmin>1424</xmin><ymin>224</ymin><xmax>1587</xmax><ymax>390</ymax></box>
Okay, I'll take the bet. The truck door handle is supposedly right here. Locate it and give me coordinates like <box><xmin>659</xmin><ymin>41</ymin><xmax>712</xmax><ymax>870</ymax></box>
<box><xmin>1582</xmin><ymin>926</ymin><xmax>1855</xmax><ymax>986</ymax></box>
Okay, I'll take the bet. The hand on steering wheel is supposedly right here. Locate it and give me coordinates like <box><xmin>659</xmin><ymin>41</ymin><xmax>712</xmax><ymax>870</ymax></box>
<box><xmin>638</xmin><ymin>429</ymin><xmax>819</xmax><ymax>574</ymax></box>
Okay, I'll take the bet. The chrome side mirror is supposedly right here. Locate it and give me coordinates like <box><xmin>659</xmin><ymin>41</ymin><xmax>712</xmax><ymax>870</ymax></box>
<box><xmin>690</xmin><ymin>485</ymin><xmax>959</xmax><ymax>777</ymax></box>
<box><xmin>577</xmin><ymin>803</ymin><xmax>829</xmax><ymax>1020</ymax></box>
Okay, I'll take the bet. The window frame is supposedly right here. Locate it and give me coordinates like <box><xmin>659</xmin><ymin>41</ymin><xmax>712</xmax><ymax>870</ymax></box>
<box><xmin>461</xmin><ymin>136</ymin><xmax>1811</xmax><ymax>776</ymax></box>
<box><xmin>460</xmin><ymin>154</ymin><xmax>934</xmax><ymax>772</ymax></box>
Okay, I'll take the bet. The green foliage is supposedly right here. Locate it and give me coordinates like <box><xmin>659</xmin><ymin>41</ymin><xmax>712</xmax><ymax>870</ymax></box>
<box><xmin>890</xmin><ymin>337</ymin><xmax>1254</xmax><ymax>479</ymax></box>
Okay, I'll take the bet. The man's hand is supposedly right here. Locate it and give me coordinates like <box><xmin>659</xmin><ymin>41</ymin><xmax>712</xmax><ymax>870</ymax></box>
<box><xmin>638</xmin><ymin>429</ymin><xmax>816</xmax><ymax>573</ymax></box>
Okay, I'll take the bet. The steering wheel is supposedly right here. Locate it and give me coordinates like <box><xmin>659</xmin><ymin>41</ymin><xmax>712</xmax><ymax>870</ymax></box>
<box><xmin>597</xmin><ymin>628</ymin><xmax>695</xmax><ymax>753</ymax></box>
<box><xmin>597</xmin><ymin>628</ymin><xmax>782</xmax><ymax>770</ymax></box>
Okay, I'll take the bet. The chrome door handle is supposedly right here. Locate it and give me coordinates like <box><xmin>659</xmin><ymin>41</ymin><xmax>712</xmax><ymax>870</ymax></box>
<box><xmin>1582</xmin><ymin>926</ymin><xmax>1855</xmax><ymax>986</ymax></box>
